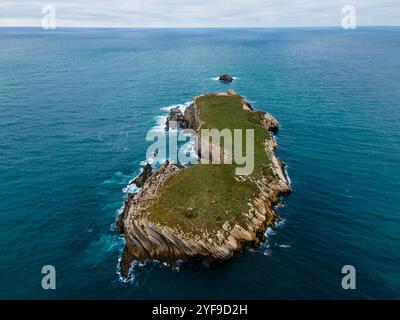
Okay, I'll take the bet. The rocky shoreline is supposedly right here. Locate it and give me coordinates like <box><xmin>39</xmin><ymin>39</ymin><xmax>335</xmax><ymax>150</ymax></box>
<box><xmin>117</xmin><ymin>91</ymin><xmax>291</xmax><ymax>278</ymax></box>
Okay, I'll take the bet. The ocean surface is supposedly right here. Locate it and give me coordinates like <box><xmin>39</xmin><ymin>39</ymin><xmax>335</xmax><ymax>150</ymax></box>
<box><xmin>0</xmin><ymin>27</ymin><xmax>399</xmax><ymax>299</ymax></box>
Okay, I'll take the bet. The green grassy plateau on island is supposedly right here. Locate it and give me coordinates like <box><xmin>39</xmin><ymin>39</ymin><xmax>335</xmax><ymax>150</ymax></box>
<box><xmin>147</xmin><ymin>94</ymin><xmax>275</xmax><ymax>233</ymax></box>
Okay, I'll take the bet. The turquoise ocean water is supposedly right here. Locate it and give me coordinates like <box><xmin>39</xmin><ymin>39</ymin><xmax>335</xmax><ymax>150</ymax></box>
<box><xmin>0</xmin><ymin>28</ymin><xmax>399</xmax><ymax>299</ymax></box>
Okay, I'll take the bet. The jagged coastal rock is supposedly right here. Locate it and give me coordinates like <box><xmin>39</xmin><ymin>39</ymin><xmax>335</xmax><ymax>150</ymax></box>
<box><xmin>130</xmin><ymin>163</ymin><xmax>153</xmax><ymax>188</ymax></box>
<box><xmin>117</xmin><ymin>91</ymin><xmax>291</xmax><ymax>278</ymax></box>
<box><xmin>165</xmin><ymin>103</ymin><xmax>201</xmax><ymax>132</ymax></box>
<box><xmin>218</xmin><ymin>74</ymin><xmax>234</xmax><ymax>82</ymax></box>
<box><xmin>242</xmin><ymin>100</ymin><xmax>253</xmax><ymax>111</ymax></box>
<box><xmin>165</xmin><ymin>106</ymin><xmax>189</xmax><ymax>130</ymax></box>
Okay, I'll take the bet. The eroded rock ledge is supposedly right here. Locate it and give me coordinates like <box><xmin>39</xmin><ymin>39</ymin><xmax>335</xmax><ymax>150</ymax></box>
<box><xmin>117</xmin><ymin>91</ymin><xmax>291</xmax><ymax>278</ymax></box>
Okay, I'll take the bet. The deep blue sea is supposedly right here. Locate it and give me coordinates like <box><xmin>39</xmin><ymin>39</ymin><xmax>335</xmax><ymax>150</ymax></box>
<box><xmin>0</xmin><ymin>27</ymin><xmax>399</xmax><ymax>299</ymax></box>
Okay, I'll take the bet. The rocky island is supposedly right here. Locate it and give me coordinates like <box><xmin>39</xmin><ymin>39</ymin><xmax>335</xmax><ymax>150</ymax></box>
<box><xmin>117</xmin><ymin>90</ymin><xmax>291</xmax><ymax>277</ymax></box>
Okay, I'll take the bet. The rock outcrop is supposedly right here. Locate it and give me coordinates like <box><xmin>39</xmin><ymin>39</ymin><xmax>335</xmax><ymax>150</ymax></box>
<box><xmin>242</xmin><ymin>100</ymin><xmax>253</xmax><ymax>111</ymax></box>
<box><xmin>130</xmin><ymin>163</ymin><xmax>153</xmax><ymax>188</ymax></box>
<box><xmin>165</xmin><ymin>106</ymin><xmax>190</xmax><ymax>130</ymax></box>
<box><xmin>117</xmin><ymin>92</ymin><xmax>291</xmax><ymax>278</ymax></box>
<box><xmin>183</xmin><ymin>103</ymin><xmax>200</xmax><ymax>130</ymax></box>
<box><xmin>218</xmin><ymin>74</ymin><xmax>234</xmax><ymax>83</ymax></box>
<box><xmin>262</xmin><ymin>112</ymin><xmax>280</xmax><ymax>131</ymax></box>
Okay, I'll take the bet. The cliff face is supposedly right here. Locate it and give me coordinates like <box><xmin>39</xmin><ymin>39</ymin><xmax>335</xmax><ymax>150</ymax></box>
<box><xmin>118</xmin><ymin>92</ymin><xmax>291</xmax><ymax>278</ymax></box>
<box><xmin>183</xmin><ymin>103</ymin><xmax>200</xmax><ymax>131</ymax></box>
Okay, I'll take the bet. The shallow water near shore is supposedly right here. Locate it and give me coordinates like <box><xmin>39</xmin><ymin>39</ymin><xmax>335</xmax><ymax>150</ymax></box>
<box><xmin>0</xmin><ymin>27</ymin><xmax>399</xmax><ymax>299</ymax></box>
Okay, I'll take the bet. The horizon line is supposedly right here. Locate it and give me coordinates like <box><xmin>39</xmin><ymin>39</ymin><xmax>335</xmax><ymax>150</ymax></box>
<box><xmin>1</xmin><ymin>25</ymin><xmax>399</xmax><ymax>29</ymax></box>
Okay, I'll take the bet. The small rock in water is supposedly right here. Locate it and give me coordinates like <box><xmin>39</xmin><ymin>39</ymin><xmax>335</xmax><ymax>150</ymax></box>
<box><xmin>219</xmin><ymin>74</ymin><xmax>234</xmax><ymax>83</ymax></box>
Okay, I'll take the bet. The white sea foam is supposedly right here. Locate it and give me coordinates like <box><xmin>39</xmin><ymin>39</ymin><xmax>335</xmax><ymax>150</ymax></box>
<box><xmin>265</xmin><ymin>227</ymin><xmax>276</xmax><ymax>236</ymax></box>
<box><xmin>122</xmin><ymin>184</ymin><xmax>139</xmax><ymax>194</ymax></box>
<box><xmin>276</xmin><ymin>218</ymin><xmax>286</xmax><ymax>228</ymax></box>
<box><xmin>117</xmin><ymin>258</ymin><xmax>139</xmax><ymax>284</ymax></box>
<box><xmin>150</xmin><ymin>101</ymin><xmax>193</xmax><ymax>134</ymax></box>
<box><xmin>268</xmin><ymin>131</ymin><xmax>292</xmax><ymax>188</ymax></box>
<box><xmin>148</xmin><ymin>115</ymin><xmax>168</xmax><ymax>134</ymax></box>
<box><xmin>160</xmin><ymin>105</ymin><xmax>178</xmax><ymax>112</ymax></box>
<box><xmin>115</xmin><ymin>101</ymin><xmax>200</xmax><ymax>284</ymax></box>
<box><xmin>145</xmin><ymin>100</ymin><xmax>198</xmax><ymax>166</ymax></box>
<box><xmin>279</xmin><ymin>244</ymin><xmax>291</xmax><ymax>249</ymax></box>
<box><xmin>160</xmin><ymin>101</ymin><xmax>192</xmax><ymax>112</ymax></box>
<box><xmin>274</xmin><ymin>200</ymin><xmax>285</xmax><ymax>209</ymax></box>
<box><xmin>120</xmin><ymin>99</ymin><xmax>199</xmax><ymax>198</ymax></box>
<box><xmin>284</xmin><ymin>166</ymin><xmax>292</xmax><ymax>186</ymax></box>
<box><xmin>116</xmin><ymin>258</ymin><xmax>153</xmax><ymax>285</ymax></box>
<box><xmin>263</xmin><ymin>248</ymin><xmax>272</xmax><ymax>256</ymax></box>
<box><xmin>117</xmin><ymin>257</ymin><xmax>181</xmax><ymax>285</ymax></box>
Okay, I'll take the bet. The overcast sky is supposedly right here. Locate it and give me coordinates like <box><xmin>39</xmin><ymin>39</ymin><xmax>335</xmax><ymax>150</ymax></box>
<box><xmin>0</xmin><ymin>0</ymin><xmax>399</xmax><ymax>27</ymax></box>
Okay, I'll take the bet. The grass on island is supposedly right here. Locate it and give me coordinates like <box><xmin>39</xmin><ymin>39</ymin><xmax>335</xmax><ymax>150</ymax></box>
<box><xmin>147</xmin><ymin>94</ymin><xmax>274</xmax><ymax>234</ymax></box>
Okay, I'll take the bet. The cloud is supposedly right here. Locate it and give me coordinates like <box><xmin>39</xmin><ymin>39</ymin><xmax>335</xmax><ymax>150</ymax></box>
<box><xmin>0</xmin><ymin>0</ymin><xmax>399</xmax><ymax>27</ymax></box>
